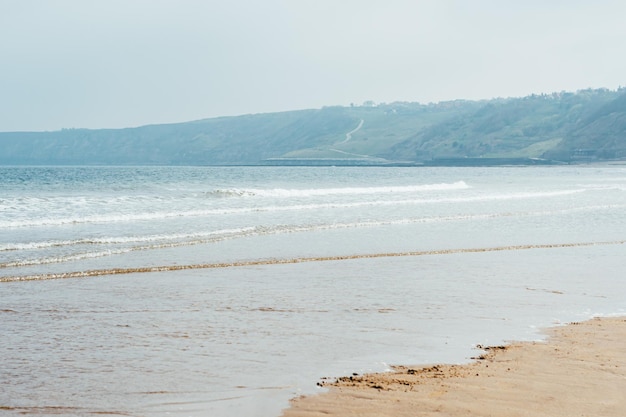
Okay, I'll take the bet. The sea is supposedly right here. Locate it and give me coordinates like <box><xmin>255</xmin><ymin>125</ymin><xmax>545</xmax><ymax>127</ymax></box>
<box><xmin>1</xmin><ymin>165</ymin><xmax>625</xmax><ymax>417</ymax></box>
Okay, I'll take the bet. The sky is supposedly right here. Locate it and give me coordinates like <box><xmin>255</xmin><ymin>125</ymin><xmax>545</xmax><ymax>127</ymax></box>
<box><xmin>1</xmin><ymin>0</ymin><xmax>626</xmax><ymax>132</ymax></box>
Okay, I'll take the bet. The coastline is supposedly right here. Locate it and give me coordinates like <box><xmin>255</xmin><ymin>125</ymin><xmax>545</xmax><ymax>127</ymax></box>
<box><xmin>282</xmin><ymin>316</ymin><xmax>626</xmax><ymax>416</ymax></box>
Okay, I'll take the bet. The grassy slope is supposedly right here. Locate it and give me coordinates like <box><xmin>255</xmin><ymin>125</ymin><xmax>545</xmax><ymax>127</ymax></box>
<box><xmin>1</xmin><ymin>89</ymin><xmax>624</xmax><ymax>165</ymax></box>
<box><xmin>383</xmin><ymin>90</ymin><xmax>621</xmax><ymax>161</ymax></box>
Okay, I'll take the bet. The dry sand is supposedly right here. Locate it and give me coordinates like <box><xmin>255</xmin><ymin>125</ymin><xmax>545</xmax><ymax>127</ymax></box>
<box><xmin>282</xmin><ymin>317</ymin><xmax>626</xmax><ymax>417</ymax></box>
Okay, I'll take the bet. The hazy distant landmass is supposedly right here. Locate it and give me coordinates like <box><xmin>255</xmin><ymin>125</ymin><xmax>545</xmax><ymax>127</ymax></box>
<box><xmin>1</xmin><ymin>88</ymin><xmax>625</xmax><ymax>166</ymax></box>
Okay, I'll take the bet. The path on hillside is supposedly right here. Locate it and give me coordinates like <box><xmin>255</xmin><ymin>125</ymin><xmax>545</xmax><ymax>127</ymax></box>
<box><xmin>329</xmin><ymin>119</ymin><xmax>377</xmax><ymax>159</ymax></box>
<box><xmin>338</xmin><ymin>119</ymin><xmax>364</xmax><ymax>144</ymax></box>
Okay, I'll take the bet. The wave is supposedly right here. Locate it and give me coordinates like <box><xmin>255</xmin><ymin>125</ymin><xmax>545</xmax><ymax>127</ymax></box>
<box><xmin>0</xmin><ymin>188</ymin><xmax>588</xmax><ymax>229</ymax></box>
<box><xmin>3</xmin><ymin>204</ymin><xmax>621</xmax><ymax>268</ymax></box>
<box><xmin>1</xmin><ymin>249</ymin><xmax>128</xmax><ymax>268</ymax></box>
<box><xmin>0</xmin><ymin>208</ymin><xmax>255</xmax><ymax>229</ymax></box>
<box><xmin>3</xmin><ymin>240</ymin><xmax>624</xmax><ymax>283</ymax></box>
<box><xmin>0</xmin><ymin>226</ymin><xmax>269</xmax><ymax>268</ymax></box>
<box><xmin>207</xmin><ymin>181</ymin><xmax>470</xmax><ymax>198</ymax></box>
<box><xmin>0</xmin><ymin>227</ymin><xmax>258</xmax><ymax>252</ymax></box>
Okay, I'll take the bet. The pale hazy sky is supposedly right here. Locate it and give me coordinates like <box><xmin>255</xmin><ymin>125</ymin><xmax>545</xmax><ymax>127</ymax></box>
<box><xmin>1</xmin><ymin>0</ymin><xmax>625</xmax><ymax>131</ymax></box>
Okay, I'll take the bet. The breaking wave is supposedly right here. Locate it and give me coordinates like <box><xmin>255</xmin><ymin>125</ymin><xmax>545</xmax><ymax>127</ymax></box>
<box><xmin>0</xmin><ymin>187</ymin><xmax>587</xmax><ymax>229</ymax></box>
<box><xmin>207</xmin><ymin>181</ymin><xmax>470</xmax><ymax>198</ymax></box>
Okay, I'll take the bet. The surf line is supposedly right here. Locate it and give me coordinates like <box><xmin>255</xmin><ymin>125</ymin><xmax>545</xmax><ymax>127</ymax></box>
<box><xmin>2</xmin><ymin>240</ymin><xmax>624</xmax><ymax>283</ymax></box>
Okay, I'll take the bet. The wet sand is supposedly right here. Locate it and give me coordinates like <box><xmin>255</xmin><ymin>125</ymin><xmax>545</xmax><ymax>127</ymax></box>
<box><xmin>282</xmin><ymin>317</ymin><xmax>626</xmax><ymax>416</ymax></box>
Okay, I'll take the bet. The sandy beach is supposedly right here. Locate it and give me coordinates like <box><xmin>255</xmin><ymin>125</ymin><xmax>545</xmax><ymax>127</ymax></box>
<box><xmin>282</xmin><ymin>317</ymin><xmax>626</xmax><ymax>417</ymax></box>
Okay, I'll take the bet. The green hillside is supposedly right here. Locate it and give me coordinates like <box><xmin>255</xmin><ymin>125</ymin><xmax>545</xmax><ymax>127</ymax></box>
<box><xmin>1</xmin><ymin>88</ymin><xmax>625</xmax><ymax>166</ymax></box>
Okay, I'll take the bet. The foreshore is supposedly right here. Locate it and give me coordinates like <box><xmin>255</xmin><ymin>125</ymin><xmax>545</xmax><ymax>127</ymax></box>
<box><xmin>282</xmin><ymin>316</ymin><xmax>626</xmax><ymax>416</ymax></box>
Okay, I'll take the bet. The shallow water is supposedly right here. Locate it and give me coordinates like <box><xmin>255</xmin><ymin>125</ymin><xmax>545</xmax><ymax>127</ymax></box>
<box><xmin>1</xmin><ymin>165</ymin><xmax>625</xmax><ymax>416</ymax></box>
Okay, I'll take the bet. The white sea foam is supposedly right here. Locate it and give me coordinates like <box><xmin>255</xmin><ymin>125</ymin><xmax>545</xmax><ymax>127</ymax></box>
<box><xmin>0</xmin><ymin>227</ymin><xmax>258</xmax><ymax>252</ymax></box>
<box><xmin>211</xmin><ymin>181</ymin><xmax>470</xmax><ymax>198</ymax></box>
<box><xmin>0</xmin><ymin>187</ymin><xmax>588</xmax><ymax>229</ymax></box>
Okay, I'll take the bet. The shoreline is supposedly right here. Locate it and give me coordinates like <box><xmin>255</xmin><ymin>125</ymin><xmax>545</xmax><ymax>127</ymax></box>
<box><xmin>282</xmin><ymin>316</ymin><xmax>626</xmax><ymax>416</ymax></box>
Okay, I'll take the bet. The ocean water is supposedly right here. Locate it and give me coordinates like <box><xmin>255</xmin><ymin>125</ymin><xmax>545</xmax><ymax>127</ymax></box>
<box><xmin>1</xmin><ymin>165</ymin><xmax>625</xmax><ymax>416</ymax></box>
